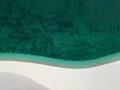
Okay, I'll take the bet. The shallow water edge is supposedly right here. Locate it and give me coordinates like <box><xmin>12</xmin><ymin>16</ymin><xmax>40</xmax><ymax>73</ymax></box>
<box><xmin>0</xmin><ymin>53</ymin><xmax>120</xmax><ymax>69</ymax></box>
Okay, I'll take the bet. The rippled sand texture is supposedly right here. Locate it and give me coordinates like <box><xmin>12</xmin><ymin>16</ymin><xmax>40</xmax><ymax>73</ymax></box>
<box><xmin>0</xmin><ymin>0</ymin><xmax>120</xmax><ymax>63</ymax></box>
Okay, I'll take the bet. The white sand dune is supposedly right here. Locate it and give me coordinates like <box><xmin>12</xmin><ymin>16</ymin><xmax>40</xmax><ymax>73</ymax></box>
<box><xmin>0</xmin><ymin>72</ymin><xmax>50</xmax><ymax>90</ymax></box>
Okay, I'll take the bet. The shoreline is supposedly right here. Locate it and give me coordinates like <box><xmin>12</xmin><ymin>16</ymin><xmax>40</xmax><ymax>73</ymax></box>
<box><xmin>0</xmin><ymin>53</ymin><xmax>120</xmax><ymax>69</ymax></box>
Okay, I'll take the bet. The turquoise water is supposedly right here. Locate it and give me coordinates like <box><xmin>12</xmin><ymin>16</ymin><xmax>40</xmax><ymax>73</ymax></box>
<box><xmin>0</xmin><ymin>52</ymin><xmax>120</xmax><ymax>68</ymax></box>
<box><xmin>0</xmin><ymin>0</ymin><xmax>120</xmax><ymax>65</ymax></box>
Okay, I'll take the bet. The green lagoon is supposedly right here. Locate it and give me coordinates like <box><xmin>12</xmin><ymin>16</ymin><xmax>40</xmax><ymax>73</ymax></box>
<box><xmin>0</xmin><ymin>0</ymin><xmax>120</xmax><ymax>68</ymax></box>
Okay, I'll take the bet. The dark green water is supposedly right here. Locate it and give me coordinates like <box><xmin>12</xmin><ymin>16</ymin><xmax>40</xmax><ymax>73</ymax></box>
<box><xmin>0</xmin><ymin>0</ymin><xmax>120</xmax><ymax>61</ymax></box>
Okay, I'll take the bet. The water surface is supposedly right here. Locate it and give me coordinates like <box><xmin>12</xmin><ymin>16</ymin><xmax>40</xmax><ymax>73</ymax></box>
<box><xmin>0</xmin><ymin>0</ymin><xmax>120</xmax><ymax>67</ymax></box>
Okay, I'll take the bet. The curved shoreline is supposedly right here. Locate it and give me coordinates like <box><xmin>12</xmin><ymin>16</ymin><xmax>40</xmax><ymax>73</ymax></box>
<box><xmin>0</xmin><ymin>53</ymin><xmax>120</xmax><ymax>69</ymax></box>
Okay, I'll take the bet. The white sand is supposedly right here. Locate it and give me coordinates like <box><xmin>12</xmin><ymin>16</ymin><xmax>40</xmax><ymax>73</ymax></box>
<box><xmin>0</xmin><ymin>72</ymin><xmax>50</xmax><ymax>90</ymax></box>
<box><xmin>0</xmin><ymin>60</ymin><xmax>120</xmax><ymax>90</ymax></box>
